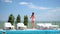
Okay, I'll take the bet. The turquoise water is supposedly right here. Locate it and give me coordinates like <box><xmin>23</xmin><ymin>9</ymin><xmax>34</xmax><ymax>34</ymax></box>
<box><xmin>0</xmin><ymin>30</ymin><xmax>60</xmax><ymax>34</ymax></box>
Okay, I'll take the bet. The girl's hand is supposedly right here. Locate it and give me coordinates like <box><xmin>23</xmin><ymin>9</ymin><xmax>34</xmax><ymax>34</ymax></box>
<box><xmin>30</xmin><ymin>17</ymin><xmax>31</xmax><ymax>19</ymax></box>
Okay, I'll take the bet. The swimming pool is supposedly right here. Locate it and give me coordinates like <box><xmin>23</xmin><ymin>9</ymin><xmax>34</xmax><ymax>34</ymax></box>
<box><xmin>0</xmin><ymin>30</ymin><xmax>60</xmax><ymax>34</ymax></box>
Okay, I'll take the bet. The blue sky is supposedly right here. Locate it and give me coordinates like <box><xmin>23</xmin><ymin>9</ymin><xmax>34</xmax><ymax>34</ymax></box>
<box><xmin>0</xmin><ymin>0</ymin><xmax>60</xmax><ymax>21</ymax></box>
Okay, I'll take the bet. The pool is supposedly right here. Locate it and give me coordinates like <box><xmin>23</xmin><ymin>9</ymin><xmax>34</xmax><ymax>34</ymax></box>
<box><xmin>0</xmin><ymin>30</ymin><xmax>60</xmax><ymax>34</ymax></box>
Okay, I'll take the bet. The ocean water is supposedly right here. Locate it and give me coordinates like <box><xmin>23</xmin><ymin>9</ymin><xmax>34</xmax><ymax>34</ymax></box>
<box><xmin>0</xmin><ymin>30</ymin><xmax>60</xmax><ymax>34</ymax></box>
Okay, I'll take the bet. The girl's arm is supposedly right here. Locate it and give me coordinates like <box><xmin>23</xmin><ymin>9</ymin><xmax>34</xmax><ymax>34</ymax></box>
<box><xmin>30</xmin><ymin>16</ymin><xmax>32</xmax><ymax>19</ymax></box>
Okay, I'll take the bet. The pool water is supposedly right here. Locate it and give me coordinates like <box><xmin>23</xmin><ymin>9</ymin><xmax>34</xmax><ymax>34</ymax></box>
<box><xmin>0</xmin><ymin>30</ymin><xmax>60</xmax><ymax>34</ymax></box>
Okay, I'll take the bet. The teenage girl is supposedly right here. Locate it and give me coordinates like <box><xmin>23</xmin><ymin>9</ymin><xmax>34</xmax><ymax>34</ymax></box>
<box><xmin>30</xmin><ymin>12</ymin><xmax>35</xmax><ymax>29</ymax></box>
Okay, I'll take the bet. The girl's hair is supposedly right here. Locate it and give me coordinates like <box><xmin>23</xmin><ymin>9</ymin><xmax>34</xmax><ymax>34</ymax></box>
<box><xmin>32</xmin><ymin>12</ymin><xmax>34</xmax><ymax>16</ymax></box>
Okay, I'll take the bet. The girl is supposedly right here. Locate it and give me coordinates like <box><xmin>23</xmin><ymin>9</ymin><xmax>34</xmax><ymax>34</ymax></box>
<box><xmin>30</xmin><ymin>12</ymin><xmax>35</xmax><ymax>29</ymax></box>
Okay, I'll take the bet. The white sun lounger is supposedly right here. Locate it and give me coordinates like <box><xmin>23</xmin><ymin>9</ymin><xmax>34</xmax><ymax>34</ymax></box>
<box><xmin>4</xmin><ymin>22</ymin><xmax>14</xmax><ymax>30</ymax></box>
<box><xmin>17</xmin><ymin>23</ymin><xmax>27</xmax><ymax>30</ymax></box>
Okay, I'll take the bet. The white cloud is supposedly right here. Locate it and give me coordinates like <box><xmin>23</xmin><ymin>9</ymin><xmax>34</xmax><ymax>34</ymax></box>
<box><xmin>36</xmin><ymin>7</ymin><xmax>60</xmax><ymax>21</ymax></box>
<box><xmin>38</xmin><ymin>7</ymin><xmax>51</xmax><ymax>10</ymax></box>
<box><xmin>4</xmin><ymin>0</ymin><xmax>12</xmax><ymax>3</ymax></box>
<box><xmin>19</xmin><ymin>2</ymin><xmax>60</xmax><ymax>21</ymax></box>
<box><xmin>47</xmin><ymin>8</ymin><xmax>60</xmax><ymax>13</ymax></box>
<box><xmin>19</xmin><ymin>2</ymin><xmax>29</xmax><ymax>5</ymax></box>
<box><xmin>19</xmin><ymin>2</ymin><xmax>51</xmax><ymax>10</ymax></box>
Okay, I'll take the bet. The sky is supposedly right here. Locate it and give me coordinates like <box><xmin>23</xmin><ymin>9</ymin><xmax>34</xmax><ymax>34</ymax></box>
<box><xmin>0</xmin><ymin>0</ymin><xmax>60</xmax><ymax>21</ymax></box>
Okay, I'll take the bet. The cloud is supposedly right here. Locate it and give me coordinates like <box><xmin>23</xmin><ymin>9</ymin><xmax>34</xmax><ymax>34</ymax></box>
<box><xmin>19</xmin><ymin>2</ymin><xmax>60</xmax><ymax>12</ymax></box>
<box><xmin>36</xmin><ymin>7</ymin><xmax>60</xmax><ymax>21</ymax></box>
<box><xmin>3</xmin><ymin>0</ymin><xmax>12</xmax><ymax>3</ymax></box>
<box><xmin>19</xmin><ymin>2</ymin><xmax>60</xmax><ymax>21</ymax></box>
<box><xmin>19</xmin><ymin>2</ymin><xmax>29</xmax><ymax>5</ymax></box>
<box><xmin>47</xmin><ymin>7</ymin><xmax>60</xmax><ymax>13</ymax></box>
<box><xmin>19</xmin><ymin>2</ymin><xmax>51</xmax><ymax>10</ymax></box>
<box><xmin>38</xmin><ymin>7</ymin><xmax>51</xmax><ymax>10</ymax></box>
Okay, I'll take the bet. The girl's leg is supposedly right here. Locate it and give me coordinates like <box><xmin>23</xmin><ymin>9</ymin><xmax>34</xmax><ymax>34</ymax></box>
<box><xmin>32</xmin><ymin>21</ymin><xmax>34</xmax><ymax>28</ymax></box>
